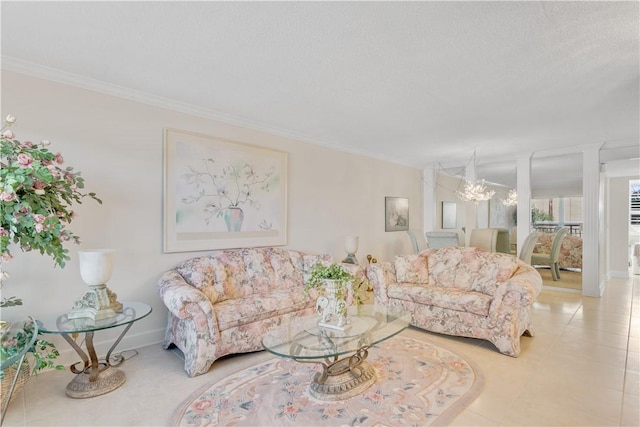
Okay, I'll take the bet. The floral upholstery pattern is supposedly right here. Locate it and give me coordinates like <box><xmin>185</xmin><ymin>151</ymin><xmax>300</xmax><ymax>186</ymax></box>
<box><xmin>368</xmin><ymin>247</ymin><xmax>542</xmax><ymax>357</ymax></box>
<box><xmin>532</xmin><ymin>232</ymin><xmax>582</xmax><ymax>269</ymax></box>
<box><xmin>394</xmin><ymin>254</ymin><xmax>430</xmax><ymax>284</ymax></box>
<box><xmin>158</xmin><ymin>247</ymin><xmax>331</xmax><ymax>377</ymax></box>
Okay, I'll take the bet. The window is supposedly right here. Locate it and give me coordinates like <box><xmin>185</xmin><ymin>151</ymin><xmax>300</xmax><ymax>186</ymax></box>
<box><xmin>631</xmin><ymin>181</ymin><xmax>640</xmax><ymax>225</ymax></box>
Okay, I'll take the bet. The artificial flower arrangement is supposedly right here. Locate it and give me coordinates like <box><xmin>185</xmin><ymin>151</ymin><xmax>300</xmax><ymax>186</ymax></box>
<box><xmin>0</xmin><ymin>114</ymin><xmax>101</xmax><ymax>374</ymax></box>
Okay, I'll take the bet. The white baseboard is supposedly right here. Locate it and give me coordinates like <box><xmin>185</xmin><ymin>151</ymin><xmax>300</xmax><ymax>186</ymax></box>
<box><xmin>609</xmin><ymin>270</ymin><xmax>631</xmax><ymax>278</ymax></box>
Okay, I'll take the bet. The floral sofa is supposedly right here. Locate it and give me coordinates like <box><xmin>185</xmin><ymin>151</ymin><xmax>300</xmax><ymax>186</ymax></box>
<box><xmin>158</xmin><ymin>247</ymin><xmax>333</xmax><ymax>377</ymax></box>
<box><xmin>532</xmin><ymin>232</ymin><xmax>582</xmax><ymax>270</ymax></box>
<box><xmin>367</xmin><ymin>246</ymin><xmax>542</xmax><ymax>357</ymax></box>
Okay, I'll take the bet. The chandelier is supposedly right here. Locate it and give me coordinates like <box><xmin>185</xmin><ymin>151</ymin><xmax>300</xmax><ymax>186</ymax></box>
<box><xmin>502</xmin><ymin>189</ymin><xmax>518</xmax><ymax>206</ymax></box>
<box><xmin>457</xmin><ymin>179</ymin><xmax>495</xmax><ymax>203</ymax></box>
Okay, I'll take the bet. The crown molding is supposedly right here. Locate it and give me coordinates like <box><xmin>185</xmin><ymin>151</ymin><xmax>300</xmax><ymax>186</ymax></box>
<box><xmin>2</xmin><ymin>56</ymin><xmax>418</xmax><ymax>168</ymax></box>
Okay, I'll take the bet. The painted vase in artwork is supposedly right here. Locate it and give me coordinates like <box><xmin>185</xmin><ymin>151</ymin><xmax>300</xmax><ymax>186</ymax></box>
<box><xmin>223</xmin><ymin>207</ymin><xmax>244</xmax><ymax>232</ymax></box>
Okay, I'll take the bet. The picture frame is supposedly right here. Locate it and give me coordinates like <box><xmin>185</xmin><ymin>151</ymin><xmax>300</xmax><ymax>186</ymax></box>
<box><xmin>442</xmin><ymin>201</ymin><xmax>457</xmax><ymax>229</ymax></box>
<box><xmin>385</xmin><ymin>197</ymin><xmax>409</xmax><ymax>232</ymax></box>
<box><xmin>489</xmin><ymin>195</ymin><xmax>507</xmax><ymax>228</ymax></box>
<box><xmin>163</xmin><ymin>128</ymin><xmax>288</xmax><ymax>253</ymax></box>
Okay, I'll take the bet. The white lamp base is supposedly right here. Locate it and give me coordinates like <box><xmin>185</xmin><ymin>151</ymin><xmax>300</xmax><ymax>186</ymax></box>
<box><xmin>341</xmin><ymin>253</ymin><xmax>358</xmax><ymax>264</ymax></box>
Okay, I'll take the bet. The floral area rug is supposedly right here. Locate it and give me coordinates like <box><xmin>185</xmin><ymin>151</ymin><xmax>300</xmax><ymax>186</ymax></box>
<box><xmin>173</xmin><ymin>335</ymin><xmax>483</xmax><ymax>426</ymax></box>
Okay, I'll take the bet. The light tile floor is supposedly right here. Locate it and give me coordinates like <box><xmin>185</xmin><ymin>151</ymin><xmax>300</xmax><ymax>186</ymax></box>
<box><xmin>4</xmin><ymin>275</ymin><xmax>639</xmax><ymax>426</ymax></box>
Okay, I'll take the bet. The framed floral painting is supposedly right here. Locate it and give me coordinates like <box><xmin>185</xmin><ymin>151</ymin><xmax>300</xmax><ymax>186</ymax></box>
<box><xmin>163</xmin><ymin>129</ymin><xmax>288</xmax><ymax>252</ymax></box>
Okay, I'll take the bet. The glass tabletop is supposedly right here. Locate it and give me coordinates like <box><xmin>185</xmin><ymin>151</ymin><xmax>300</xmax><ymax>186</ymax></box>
<box><xmin>37</xmin><ymin>301</ymin><xmax>152</xmax><ymax>334</ymax></box>
<box><xmin>262</xmin><ymin>305</ymin><xmax>410</xmax><ymax>360</ymax></box>
<box><xmin>1</xmin><ymin>317</ymin><xmax>38</xmax><ymax>370</ymax></box>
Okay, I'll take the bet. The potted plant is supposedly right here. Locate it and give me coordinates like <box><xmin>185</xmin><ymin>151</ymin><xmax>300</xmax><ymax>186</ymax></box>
<box><xmin>0</xmin><ymin>114</ymin><xmax>101</xmax><ymax>382</ymax></box>
<box><xmin>305</xmin><ymin>263</ymin><xmax>358</xmax><ymax>330</ymax></box>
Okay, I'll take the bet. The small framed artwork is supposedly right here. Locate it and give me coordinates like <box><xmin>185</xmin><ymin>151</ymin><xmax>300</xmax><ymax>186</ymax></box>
<box><xmin>385</xmin><ymin>197</ymin><xmax>409</xmax><ymax>232</ymax></box>
<box><xmin>442</xmin><ymin>201</ymin><xmax>457</xmax><ymax>229</ymax></box>
<box><xmin>163</xmin><ymin>128</ymin><xmax>288</xmax><ymax>252</ymax></box>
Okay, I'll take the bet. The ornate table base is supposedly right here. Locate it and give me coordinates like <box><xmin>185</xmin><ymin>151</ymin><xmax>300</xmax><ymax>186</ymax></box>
<box><xmin>65</xmin><ymin>365</ymin><xmax>126</xmax><ymax>398</ymax></box>
<box><xmin>61</xmin><ymin>322</ymin><xmax>133</xmax><ymax>399</ymax></box>
<box><xmin>304</xmin><ymin>347</ymin><xmax>377</xmax><ymax>401</ymax></box>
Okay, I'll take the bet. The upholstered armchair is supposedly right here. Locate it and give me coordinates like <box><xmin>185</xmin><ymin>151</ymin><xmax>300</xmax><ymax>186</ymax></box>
<box><xmin>518</xmin><ymin>231</ymin><xmax>542</xmax><ymax>265</ymax></box>
<box><xmin>530</xmin><ymin>228</ymin><xmax>568</xmax><ymax>280</ymax></box>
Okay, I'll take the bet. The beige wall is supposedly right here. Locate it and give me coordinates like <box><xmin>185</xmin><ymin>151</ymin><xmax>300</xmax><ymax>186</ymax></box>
<box><xmin>1</xmin><ymin>71</ymin><xmax>423</xmax><ymax>364</ymax></box>
<box><xmin>433</xmin><ymin>173</ymin><xmax>464</xmax><ymax>243</ymax></box>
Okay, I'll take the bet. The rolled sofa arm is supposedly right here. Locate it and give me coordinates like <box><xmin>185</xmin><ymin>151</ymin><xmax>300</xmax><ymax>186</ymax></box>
<box><xmin>158</xmin><ymin>269</ymin><xmax>220</xmax><ymax>337</ymax></box>
<box><xmin>366</xmin><ymin>262</ymin><xmax>396</xmax><ymax>305</ymax></box>
<box><xmin>489</xmin><ymin>264</ymin><xmax>543</xmax><ymax>316</ymax></box>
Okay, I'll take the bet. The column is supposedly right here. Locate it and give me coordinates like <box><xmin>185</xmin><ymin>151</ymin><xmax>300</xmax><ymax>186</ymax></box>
<box><xmin>423</xmin><ymin>164</ymin><xmax>437</xmax><ymax>233</ymax></box>
<box><xmin>516</xmin><ymin>153</ymin><xmax>532</xmax><ymax>257</ymax></box>
<box><xmin>582</xmin><ymin>144</ymin><xmax>603</xmax><ymax>297</ymax></box>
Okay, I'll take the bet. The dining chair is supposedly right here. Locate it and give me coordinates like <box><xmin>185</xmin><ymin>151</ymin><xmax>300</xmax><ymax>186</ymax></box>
<box><xmin>518</xmin><ymin>231</ymin><xmax>542</xmax><ymax>265</ymax></box>
<box><xmin>469</xmin><ymin>228</ymin><xmax>498</xmax><ymax>252</ymax></box>
<box><xmin>425</xmin><ymin>231</ymin><xmax>459</xmax><ymax>249</ymax></box>
<box><xmin>494</xmin><ymin>228</ymin><xmax>510</xmax><ymax>253</ymax></box>
<box><xmin>406</xmin><ymin>229</ymin><xmax>428</xmax><ymax>254</ymax></box>
<box><xmin>530</xmin><ymin>228</ymin><xmax>569</xmax><ymax>280</ymax></box>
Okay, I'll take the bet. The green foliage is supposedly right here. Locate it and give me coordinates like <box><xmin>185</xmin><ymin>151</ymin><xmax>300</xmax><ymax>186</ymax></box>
<box><xmin>29</xmin><ymin>337</ymin><xmax>65</xmax><ymax>374</ymax></box>
<box><xmin>0</xmin><ymin>321</ymin><xmax>64</xmax><ymax>378</ymax></box>
<box><xmin>0</xmin><ymin>296</ymin><xmax>22</xmax><ymax>307</ymax></box>
<box><xmin>306</xmin><ymin>263</ymin><xmax>354</xmax><ymax>289</ymax></box>
<box><xmin>531</xmin><ymin>207</ymin><xmax>552</xmax><ymax>223</ymax></box>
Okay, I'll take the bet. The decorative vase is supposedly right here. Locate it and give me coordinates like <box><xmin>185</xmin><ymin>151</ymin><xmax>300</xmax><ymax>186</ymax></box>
<box><xmin>316</xmin><ymin>279</ymin><xmax>350</xmax><ymax>331</ymax></box>
<box><xmin>223</xmin><ymin>207</ymin><xmax>244</xmax><ymax>232</ymax></box>
<box><xmin>68</xmin><ymin>249</ymin><xmax>122</xmax><ymax>321</ymax></box>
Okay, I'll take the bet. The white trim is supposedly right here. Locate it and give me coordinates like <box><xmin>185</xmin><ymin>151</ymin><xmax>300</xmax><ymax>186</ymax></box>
<box><xmin>609</xmin><ymin>270</ymin><xmax>631</xmax><ymax>278</ymax></box>
<box><xmin>582</xmin><ymin>145</ymin><xmax>603</xmax><ymax>297</ymax></box>
<box><xmin>1</xmin><ymin>56</ymin><xmax>417</xmax><ymax>168</ymax></box>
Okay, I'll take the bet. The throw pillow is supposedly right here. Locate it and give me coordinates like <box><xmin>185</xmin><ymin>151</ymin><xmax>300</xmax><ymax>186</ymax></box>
<box><xmin>394</xmin><ymin>254</ymin><xmax>429</xmax><ymax>284</ymax></box>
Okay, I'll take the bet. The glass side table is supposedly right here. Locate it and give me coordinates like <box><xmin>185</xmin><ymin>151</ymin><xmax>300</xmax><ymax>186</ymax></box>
<box><xmin>1</xmin><ymin>317</ymin><xmax>38</xmax><ymax>425</ymax></box>
<box><xmin>37</xmin><ymin>301</ymin><xmax>151</xmax><ymax>398</ymax></box>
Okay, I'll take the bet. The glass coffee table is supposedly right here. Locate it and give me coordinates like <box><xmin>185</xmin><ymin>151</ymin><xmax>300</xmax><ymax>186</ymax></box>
<box><xmin>262</xmin><ymin>304</ymin><xmax>410</xmax><ymax>401</ymax></box>
<box><xmin>37</xmin><ymin>301</ymin><xmax>151</xmax><ymax>398</ymax></box>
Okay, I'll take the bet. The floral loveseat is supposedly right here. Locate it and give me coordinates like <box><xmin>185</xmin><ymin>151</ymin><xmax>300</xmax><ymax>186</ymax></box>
<box><xmin>367</xmin><ymin>246</ymin><xmax>542</xmax><ymax>357</ymax></box>
<box><xmin>158</xmin><ymin>247</ymin><xmax>332</xmax><ymax>377</ymax></box>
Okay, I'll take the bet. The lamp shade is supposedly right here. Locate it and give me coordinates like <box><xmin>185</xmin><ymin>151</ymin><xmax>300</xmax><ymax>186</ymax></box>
<box><xmin>344</xmin><ymin>236</ymin><xmax>359</xmax><ymax>254</ymax></box>
<box><xmin>78</xmin><ymin>249</ymin><xmax>115</xmax><ymax>286</ymax></box>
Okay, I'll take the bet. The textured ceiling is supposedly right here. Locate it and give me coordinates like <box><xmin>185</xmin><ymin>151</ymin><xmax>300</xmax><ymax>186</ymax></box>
<box><xmin>1</xmin><ymin>1</ymin><xmax>639</xmax><ymax>195</ymax></box>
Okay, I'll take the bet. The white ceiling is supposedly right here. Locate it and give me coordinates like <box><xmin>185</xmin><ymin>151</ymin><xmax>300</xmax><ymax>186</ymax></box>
<box><xmin>1</xmin><ymin>1</ymin><xmax>639</xmax><ymax>196</ymax></box>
